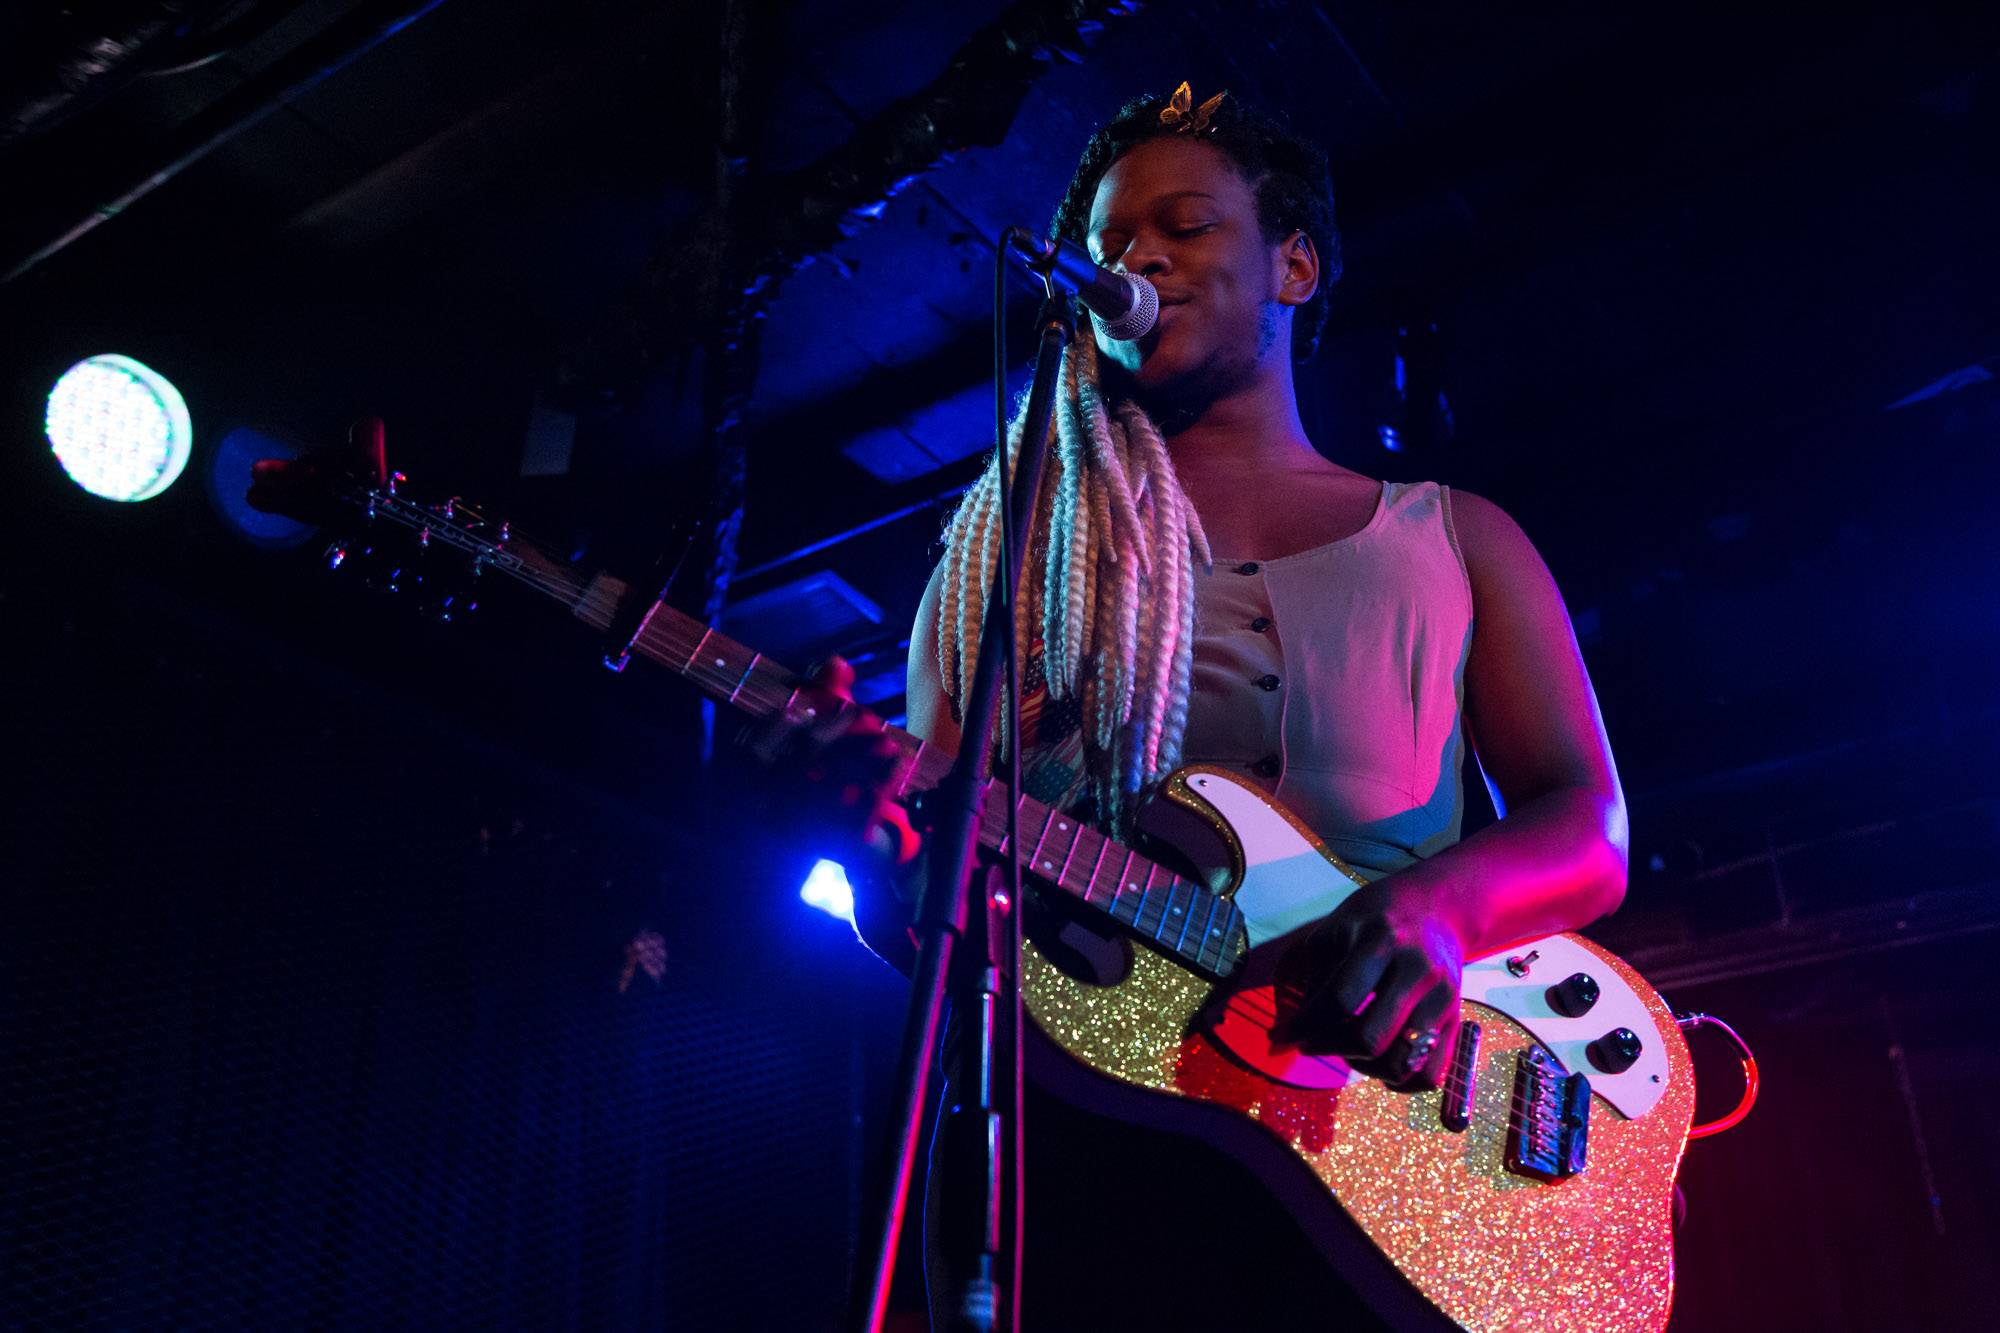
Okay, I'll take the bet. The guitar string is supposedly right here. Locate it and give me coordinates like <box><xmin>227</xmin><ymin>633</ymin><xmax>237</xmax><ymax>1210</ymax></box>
<box><xmin>372</xmin><ymin>551</ymin><xmax>1328</xmax><ymax>1046</ymax></box>
<box><xmin>372</xmin><ymin>504</ymin><xmax>1376</xmax><ymax>1069</ymax></box>
<box><xmin>624</xmin><ymin>615</ymin><xmax>1236</xmax><ymax>939</ymax></box>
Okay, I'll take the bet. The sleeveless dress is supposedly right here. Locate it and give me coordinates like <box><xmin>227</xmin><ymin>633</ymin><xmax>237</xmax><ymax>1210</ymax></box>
<box><xmin>1181</xmin><ymin>477</ymin><xmax>1474</xmax><ymax>878</ymax></box>
<box><xmin>928</xmin><ymin>479</ymin><xmax>1478</xmax><ymax>1330</ymax></box>
<box><xmin>1012</xmin><ymin>476</ymin><xmax>1474</xmax><ymax>873</ymax></box>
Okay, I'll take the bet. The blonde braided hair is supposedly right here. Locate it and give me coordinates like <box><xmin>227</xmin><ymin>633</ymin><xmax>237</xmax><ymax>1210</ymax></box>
<box><xmin>937</xmin><ymin>335</ymin><xmax>1211</xmax><ymax>835</ymax></box>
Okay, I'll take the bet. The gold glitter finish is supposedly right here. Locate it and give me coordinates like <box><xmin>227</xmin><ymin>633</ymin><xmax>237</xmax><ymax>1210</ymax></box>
<box><xmin>1023</xmin><ymin>822</ymin><xmax>1694</xmax><ymax>1331</ymax></box>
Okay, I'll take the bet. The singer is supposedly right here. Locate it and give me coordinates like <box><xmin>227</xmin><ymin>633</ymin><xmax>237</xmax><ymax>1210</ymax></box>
<box><xmin>791</xmin><ymin>82</ymin><xmax>1629</xmax><ymax>1329</ymax></box>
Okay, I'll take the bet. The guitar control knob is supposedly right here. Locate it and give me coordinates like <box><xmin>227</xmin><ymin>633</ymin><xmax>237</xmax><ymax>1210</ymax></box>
<box><xmin>1547</xmin><ymin>972</ymin><xmax>1600</xmax><ymax>1018</ymax></box>
<box><xmin>1587</xmin><ymin>1027</ymin><xmax>1644</xmax><ymax>1075</ymax></box>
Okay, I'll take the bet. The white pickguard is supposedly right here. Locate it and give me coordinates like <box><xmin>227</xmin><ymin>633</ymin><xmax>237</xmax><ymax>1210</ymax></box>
<box><xmin>1179</xmin><ymin>770</ymin><xmax>1668</xmax><ymax>1119</ymax></box>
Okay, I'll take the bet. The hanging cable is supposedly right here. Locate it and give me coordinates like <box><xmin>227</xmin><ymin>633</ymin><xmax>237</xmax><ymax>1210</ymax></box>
<box><xmin>1676</xmin><ymin>1011</ymin><xmax>1760</xmax><ymax>1139</ymax></box>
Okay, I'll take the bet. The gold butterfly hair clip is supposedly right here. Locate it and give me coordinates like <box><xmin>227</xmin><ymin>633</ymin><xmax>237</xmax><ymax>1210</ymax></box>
<box><xmin>1159</xmin><ymin>80</ymin><xmax>1226</xmax><ymax>135</ymax></box>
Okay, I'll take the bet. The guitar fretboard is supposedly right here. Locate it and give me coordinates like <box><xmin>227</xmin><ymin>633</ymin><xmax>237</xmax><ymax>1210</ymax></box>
<box><xmin>573</xmin><ymin>573</ymin><xmax>1247</xmax><ymax>979</ymax></box>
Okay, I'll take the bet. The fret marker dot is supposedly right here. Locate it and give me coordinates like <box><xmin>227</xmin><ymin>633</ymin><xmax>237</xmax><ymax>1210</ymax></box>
<box><xmin>715</xmin><ymin>657</ymin><xmax>726</xmax><ymax>667</ymax></box>
<box><xmin>1128</xmin><ymin>883</ymin><xmax>1139</xmax><ymax>891</ymax></box>
<box><xmin>1041</xmin><ymin>861</ymin><xmax>1053</xmax><ymax>870</ymax></box>
<box><xmin>1058</xmin><ymin>822</ymin><xmax>1068</xmax><ymax>831</ymax></box>
<box><xmin>1172</xmin><ymin>906</ymin><xmax>1182</xmax><ymax>915</ymax></box>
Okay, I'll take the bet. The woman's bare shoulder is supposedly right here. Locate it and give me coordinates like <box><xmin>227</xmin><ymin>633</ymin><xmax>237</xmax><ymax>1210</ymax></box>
<box><xmin>1444</xmin><ymin>487</ymin><xmax>1549</xmax><ymax>590</ymax></box>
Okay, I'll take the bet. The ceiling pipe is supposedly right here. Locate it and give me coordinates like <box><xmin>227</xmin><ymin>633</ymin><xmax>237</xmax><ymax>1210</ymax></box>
<box><xmin>0</xmin><ymin>2</ymin><xmax>245</xmax><ymax>152</ymax></box>
<box><xmin>1</xmin><ymin>0</ymin><xmax>451</xmax><ymax>287</ymax></box>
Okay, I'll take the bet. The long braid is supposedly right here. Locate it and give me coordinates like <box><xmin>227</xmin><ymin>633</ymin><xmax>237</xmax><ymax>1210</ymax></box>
<box><xmin>934</xmin><ymin>342</ymin><xmax>1209</xmax><ymax>836</ymax></box>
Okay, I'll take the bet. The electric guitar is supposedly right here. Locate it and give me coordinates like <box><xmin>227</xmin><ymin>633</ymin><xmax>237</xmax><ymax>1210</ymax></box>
<box><xmin>297</xmin><ymin>469</ymin><xmax>1695</xmax><ymax>1332</ymax></box>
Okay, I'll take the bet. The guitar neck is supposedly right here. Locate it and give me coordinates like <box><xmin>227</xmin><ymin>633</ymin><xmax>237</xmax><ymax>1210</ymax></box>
<box><xmin>570</xmin><ymin>572</ymin><xmax>1244</xmax><ymax>978</ymax></box>
<box><xmin>342</xmin><ymin>485</ymin><xmax>1244</xmax><ymax>979</ymax></box>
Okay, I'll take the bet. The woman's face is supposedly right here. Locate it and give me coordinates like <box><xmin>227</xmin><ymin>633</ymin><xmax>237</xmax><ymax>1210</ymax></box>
<box><xmin>1085</xmin><ymin>136</ymin><xmax>1308</xmax><ymax>407</ymax></box>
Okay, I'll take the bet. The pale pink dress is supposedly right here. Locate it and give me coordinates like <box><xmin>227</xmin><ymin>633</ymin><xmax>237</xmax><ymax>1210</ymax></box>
<box><xmin>1181</xmin><ymin>479</ymin><xmax>1475</xmax><ymax>880</ymax></box>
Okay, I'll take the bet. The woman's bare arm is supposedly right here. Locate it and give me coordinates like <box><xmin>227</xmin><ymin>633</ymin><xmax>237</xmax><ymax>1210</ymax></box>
<box><xmin>1273</xmin><ymin>489</ymin><xmax>1627</xmax><ymax>1088</ymax></box>
<box><xmin>904</xmin><ymin>561</ymin><xmax>963</xmax><ymax>758</ymax></box>
<box><xmin>1396</xmin><ymin>488</ymin><xmax>1629</xmax><ymax>958</ymax></box>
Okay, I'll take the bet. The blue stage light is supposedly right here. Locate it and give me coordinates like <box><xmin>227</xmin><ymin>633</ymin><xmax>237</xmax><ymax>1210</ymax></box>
<box><xmin>800</xmin><ymin>859</ymin><xmax>856</xmax><ymax>926</ymax></box>
<box><xmin>207</xmin><ymin>427</ymin><xmax>315</xmax><ymax>547</ymax></box>
<box><xmin>46</xmin><ymin>355</ymin><xmax>192</xmax><ymax>501</ymax></box>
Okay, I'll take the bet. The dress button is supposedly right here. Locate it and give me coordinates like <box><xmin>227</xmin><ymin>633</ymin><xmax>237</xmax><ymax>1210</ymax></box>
<box><xmin>1252</xmin><ymin>755</ymin><xmax>1281</xmax><ymax>778</ymax></box>
<box><xmin>1235</xmin><ymin>561</ymin><xmax>1260</xmax><ymax>575</ymax></box>
<box><xmin>1255</xmin><ymin>674</ymin><xmax>1281</xmax><ymax>691</ymax></box>
<box><xmin>1249</xmin><ymin>616</ymin><xmax>1272</xmax><ymax>633</ymax></box>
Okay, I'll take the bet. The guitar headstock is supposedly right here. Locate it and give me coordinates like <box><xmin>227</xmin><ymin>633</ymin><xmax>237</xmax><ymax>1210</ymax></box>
<box><xmin>246</xmin><ymin>416</ymin><xmax>390</xmax><ymax>527</ymax></box>
<box><xmin>249</xmin><ymin>418</ymin><xmax>555</xmax><ymax>622</ymax></box>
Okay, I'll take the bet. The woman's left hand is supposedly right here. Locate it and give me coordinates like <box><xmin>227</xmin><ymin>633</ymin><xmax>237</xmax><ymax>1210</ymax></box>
<box><xmin>1269</xmin><ymin>875</ymin><xmax>1467</xmax><ymax>1091</ymax></box>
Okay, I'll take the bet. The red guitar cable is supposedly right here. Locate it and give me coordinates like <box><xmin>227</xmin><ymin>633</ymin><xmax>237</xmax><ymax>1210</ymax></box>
<box><xmin>1675</xmin><ymin>1012</ymin><xmax>1760</xmax><ymax>1139</ymax></box>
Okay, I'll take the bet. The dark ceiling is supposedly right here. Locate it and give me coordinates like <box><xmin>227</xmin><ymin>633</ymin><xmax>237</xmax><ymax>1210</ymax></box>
<box><xmin>3</xmin><ymin>0</ymin><xmax>1997</xmax><ymax>945</ymax></box>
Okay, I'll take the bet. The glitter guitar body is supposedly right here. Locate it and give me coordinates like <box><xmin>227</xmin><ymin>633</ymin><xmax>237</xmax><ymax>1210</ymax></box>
<box><xmin>290</xmin><ymin>472</ymin><xmax>1693</xmax><ymax>1333</ymax></box>
<box><xmin>1021</xmin><ymin>765</ymin><xmax>1695</xmax><ymax>1333</ymax></box>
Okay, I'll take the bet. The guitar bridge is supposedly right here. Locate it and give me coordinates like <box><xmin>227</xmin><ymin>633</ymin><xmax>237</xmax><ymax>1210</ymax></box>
<box><xmin>1505</xmin><ymin>1046</ymin><xmax>1591</xmax><ymax>1182</ymax></box>
<box><xmin>1439</xmin><ymin>1021</ymin><xmax>1482</xmax><ymax>1132</ymax></box>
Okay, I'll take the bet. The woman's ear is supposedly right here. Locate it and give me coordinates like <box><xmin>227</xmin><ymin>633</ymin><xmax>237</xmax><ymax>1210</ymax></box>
<box><xmin>1277</xmin><ymin>230</ymin><xmax>1320</xmax><ymax>308</ymax></box>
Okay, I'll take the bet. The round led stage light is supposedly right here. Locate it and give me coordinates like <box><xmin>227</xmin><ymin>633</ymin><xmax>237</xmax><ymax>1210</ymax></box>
<box><xmin>45</xmin><ymin>354</ymin><xmax>193</xmax><ymax>502</ymax></box>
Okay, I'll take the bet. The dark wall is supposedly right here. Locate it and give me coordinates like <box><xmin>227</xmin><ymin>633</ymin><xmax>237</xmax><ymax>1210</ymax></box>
<box><xmin>1670</xmin><ymin>935</ymin><xmax>2000</xmax><ymax>1332</ymax></box>
<box><xmin>0</xmin><ymin>523</ymin><xmax>904</xmax><ymax>1329</ymax></box>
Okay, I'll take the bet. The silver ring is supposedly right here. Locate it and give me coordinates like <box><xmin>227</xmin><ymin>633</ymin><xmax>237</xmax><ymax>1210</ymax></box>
<box><xmin>1399</xmin><ymin>1027</ymin><xmax>1439</xmax><ymax>1075</ymax></box>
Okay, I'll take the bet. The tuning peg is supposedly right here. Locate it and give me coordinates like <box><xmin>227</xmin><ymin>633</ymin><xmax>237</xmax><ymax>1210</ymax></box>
<box><xmin>368</xmin><ymin>559</ymin><xmax>406</xmax><ymax>594</ymax></box>
<box><xmin>421</xmin><ymin>589</ymin><xmax>479</xmax><ymax>624</ymax></box>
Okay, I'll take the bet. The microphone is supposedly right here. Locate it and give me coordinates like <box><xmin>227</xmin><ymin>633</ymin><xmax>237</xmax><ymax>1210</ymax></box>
<box><xmin>1004</xmin><ymin>230</ymin><xmax>1158</xmax><ymax>340</ymax></box>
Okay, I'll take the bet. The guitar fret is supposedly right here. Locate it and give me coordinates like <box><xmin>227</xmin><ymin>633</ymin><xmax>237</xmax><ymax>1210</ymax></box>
<box><xmin>1134</xmin><ymin>863</ymin><xmax>1160</xmax><ymax>934</ymax></box>
<box><xmin>683</xmin><ymin>626</ymin><xmax>714</xmax><ymax>674</ymax></box>
<box><xmin>988</xmin><ymin>788</ymin><xmax>1026</xmax><ymax>855</ymax></box>
<box><xmin>1169</xmin><ymin>882</ymin><xmax>1197</xmax><ymax>954</ymax></box>
<box><xmin>1193</xmin><ymin>890</ymin><xmax>1223</xmax><ymax>971</ymax></box>
<box><xmin>738</xmin><ymin>661</ymin><xmax>794</xmax><ymax>718</ymax></box>
<box><xmin>1154</xmin><ymin>878</ymin><xmax>1186</xmax><ymax>950</ymax></box>
<box><xmin>727</xmin><ymin>652</ymin><xmax>762</xmax><ymax>704</ymax></box>
<box><xmin>1054</xmin><ymin>820</ymin><xmax>1086</xmax><ymax>888</ymax></box>
<box><xmin>1113</xmin><ymin>848</ymin><xmax>1137</xmax><ymax>906</ymax></box>
<box><xmin>1108</xmin><ymin>848</ymin><xmax>1138</xmax><ymax>924</ymax></box>
<box><xmin>1215</xmin><ymin>903</ymin><xmax>1247</xmax><ymax>972</ymax></box>
<box><xmin>1159</xmin><ymin>881</ymin><xmax>1186</xmax><ymax>951</ymax></box>
<box><xmin>1025</xmin><ymin>806</ymin><xmax>1059</xmax><ymax>876</ymax></box>
<box><xmin>1080</xmin><ymin>835</ymin><xmax>1111</xmax><ymax>906</ymax></box>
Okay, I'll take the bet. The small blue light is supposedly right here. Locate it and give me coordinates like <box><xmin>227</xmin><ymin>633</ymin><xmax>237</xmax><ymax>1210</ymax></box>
<box><xmin>1377</xmin><ymin>423</ymin><xmax>1403</xmax><ymax>453</ymax></box>
<box><xmin>800</xmin><ymin>859</ymin><xmax>855</xmax><ymax>926</ymax></box>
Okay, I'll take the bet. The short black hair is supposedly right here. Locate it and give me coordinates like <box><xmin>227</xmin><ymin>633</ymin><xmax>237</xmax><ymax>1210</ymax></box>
<box><xmin>1050</xmin><ymin>90</ymin><xmax>1342</xmax><ymax>362</ymax></box>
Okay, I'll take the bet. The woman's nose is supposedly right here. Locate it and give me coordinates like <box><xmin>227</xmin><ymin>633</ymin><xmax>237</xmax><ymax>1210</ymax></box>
<box><xmin>1111</xmin><ymin>237</ymin><xmax>1170</xmax><ymax>277</ymax></box>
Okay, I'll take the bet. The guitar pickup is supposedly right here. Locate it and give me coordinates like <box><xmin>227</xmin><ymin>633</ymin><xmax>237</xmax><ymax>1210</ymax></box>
<box><xmin>1504</xmin><ymin>1046</ymin><xmax>1591</xmax><ymax>1182</ymax></box>
<box><xmin>1438</xmin><ymin>1021</ymin><xmax>1482</xmax><ymax>1133</ymax></box>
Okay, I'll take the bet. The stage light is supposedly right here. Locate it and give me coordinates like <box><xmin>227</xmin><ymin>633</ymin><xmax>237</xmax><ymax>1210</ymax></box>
<box><xmin>46</xmin><ymin>355</ymin><xmax>193</xmax><ymax>502</ymax></box>
<box><xmin>800</xmin><ymin>859</ymin><xmax>856</xmax><ymax>926</ymax></box>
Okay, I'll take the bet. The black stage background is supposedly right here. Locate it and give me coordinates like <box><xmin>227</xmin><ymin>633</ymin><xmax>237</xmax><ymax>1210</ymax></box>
<box><xmin>3</xmin><ymin>3</ymin><xmax>1998</xmax><ymax>1329</ymax></box>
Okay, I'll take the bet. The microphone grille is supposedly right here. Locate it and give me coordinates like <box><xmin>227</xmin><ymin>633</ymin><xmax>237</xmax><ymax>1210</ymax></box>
<box><xmin>1098</xmin><ymin>274</ymin><xmax>1158</xmax><ymax>342</ymax></box>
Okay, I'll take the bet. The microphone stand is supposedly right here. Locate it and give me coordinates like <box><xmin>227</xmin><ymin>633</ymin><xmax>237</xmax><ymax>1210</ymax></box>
<box><xmin>847</xmin><ymin>277</ymin><xmax>1072</xmax><ymax>1333</ymax></box>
